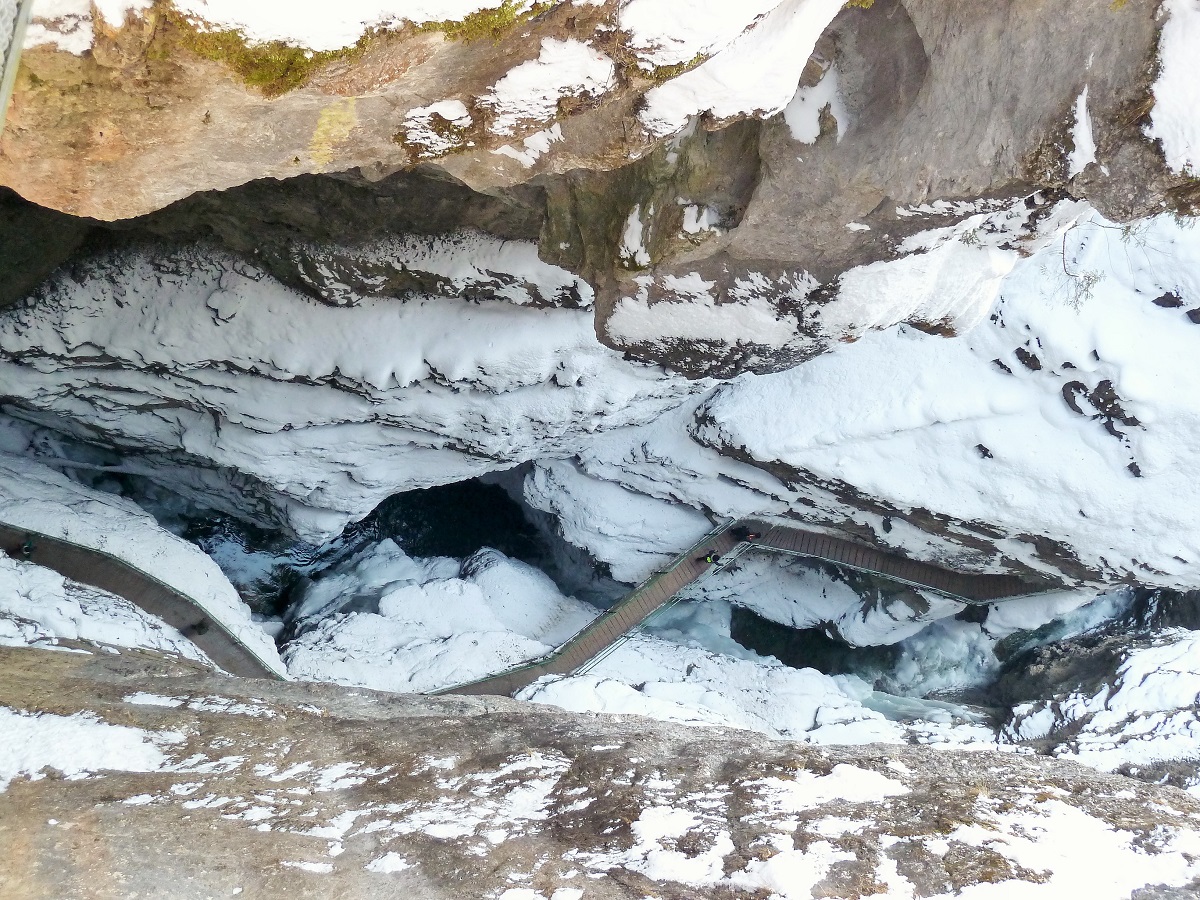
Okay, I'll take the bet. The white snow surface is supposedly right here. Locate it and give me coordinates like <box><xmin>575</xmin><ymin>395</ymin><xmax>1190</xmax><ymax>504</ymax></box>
<box><xmin>24</xmin><ymin>0</ymin><xmax>94</xmax><ymax>53</ymax></box>
<box><xmin>638</xmin><ymin>0</ymin><xmax>845</xmax><ymax>137</ymax></box>
<box><xmin>493</xmin><ymin>124</ymin><xmax>564</xmax><ymax>167</ymax></box>
<box><xmin>291</xmin><ymin>229</ymin><xmax>593</xmax><ymax>307</ymax></box>
<box><xmin>675</xmin><ymin>552</ymin><xmax>964</xmax><ymax>648</ymax></box>
<box><xmin>934</xmin><ymin>797</ymin><xmax>1200</xmax><ymax>900</ymax></box>
<box><xmin>523</xmin><ymin>459</ymin><xmax>711</xmax><ymax>583</ymax></box>
<box><xmin>519</xmin><ymin>633</ymin><xmax>908</xmax><ymax>744</ymax></box>
<box><xmin>0</xmin><ymin>453</ymin><xmax>285</xmax><ymax>675</ymax></box>
<box><xmin>694</xmin><ymin>210</ymin><xmax>1200</xmax><ymax>588</ymax></box>
<box><xmin>617</xmin><ymin>0</ymin><xmax>782</xmax><ymax>68</ymax></box>
<box><xmin>0</xmin><ymin>706</ymin><xmax>168</xmax><ymax>791</ymax></box>
<box><xmin>1148</xmin><ymin>0</ymin><xmax>1200</xmax><ymax>174</ymax></box>
<box><xmin>1068</xmin><ymin>86</ymin><xmax>1097</xmax><ymax>178</ymax></box>
<box><xmin>482</xmin><ymin>38</ymin><xmax>615</xmax><ymax>136</ymax></box>
<box><xmin>402</xmin><ymin>100</ymin><xmax>473</xmax><ymax>159</ymax></box>
<box><xmin>609</xmin><ymin>274</ymin><xmax>801</xmax><ymax>348</ymax></box>
<box><xmin>783</xmin><ymin>64</ymin><xmax>849</xmax><ymax>144</ymax></box>
<box><xmin>608</xmin><ymin>197</ymin><xmax>1050</xmax><ymax>364</ymax></box>
<box><xmin>284</xmin><ymin>541</ymin><xmax>599</xmax><ymax>693</ymax></box>
<box><xmin>0</xmin><ymin>248</ymin><xmax>698</xmax><ymax>541</ymax></box>
<box><xmin>0</xmin><ymin>555</ymin><xmax>211</xmax><ymax>662</ymax></box>
<box><xmin>618</xmin><ymin>205</ymin><xmax>652</xmax><ymax>269</ymax></box>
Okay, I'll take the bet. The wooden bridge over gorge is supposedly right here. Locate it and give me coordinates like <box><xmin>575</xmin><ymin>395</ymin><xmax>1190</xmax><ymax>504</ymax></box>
<box><xmin>440</xmin><ymin>520</ymin><xmax>1057</xmax><ymax>697</ymax></box>
<box><xmin>2</xmin><ymin>516</ymin><xmax>1056</xmax><ymax>694</ymax></box>
<box><xmin>0</xmin><ymin>523</ymin><xmax>281</xmax><ymax>679</ymax></box>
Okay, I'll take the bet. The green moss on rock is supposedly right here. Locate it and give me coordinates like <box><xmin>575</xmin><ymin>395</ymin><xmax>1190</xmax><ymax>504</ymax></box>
<box><xmin>149</xmin><ymin>8</ymin><xmax>373</xmax><ymax>97</ymax></box>
<box><xmin>419</xmin><ymin>0</ymin><xmax>557</xmax><ymax>43</ymax></box>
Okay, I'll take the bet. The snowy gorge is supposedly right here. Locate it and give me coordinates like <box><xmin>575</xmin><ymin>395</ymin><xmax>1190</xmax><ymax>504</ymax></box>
<box><xmin>5</xmin><ymin>0</ymin><xmax>1200</xmax><ymax>896</ymax></box>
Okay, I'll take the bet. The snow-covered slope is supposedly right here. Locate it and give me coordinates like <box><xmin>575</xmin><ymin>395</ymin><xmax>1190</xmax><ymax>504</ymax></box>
<box><xmin>0</xmin><ymin>554</ymin><xmax>212</xmax><ymax>662</ymax></box>
<box><xmin>1003</xmin><ymin>628</ymin><xmax>1200</xmax><ymax>789</ymax></box>
<box><xmin>694</xmin><ymin>211</ymin><xmax>1200</xmax><ymax>587</ymax></box>
<box><xmin>1147</xmin><ymin>0</ymin><xmax>1200</xmax><ymax>175</ymax></box>
<box><xmin>517</xmin><ymin>208</ymin><xmax>1200</xmax><ymax>590</ymax></box>
<box><xmin>518</xmin><ymin>632</ymin><xmax>912</xmax><ymax>745</ymax></box>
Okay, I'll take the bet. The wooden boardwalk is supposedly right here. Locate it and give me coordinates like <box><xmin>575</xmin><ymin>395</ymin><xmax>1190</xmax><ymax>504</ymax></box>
<box><xmin>444</xmin><ymin>520</ymin><xmax>1055</xmax><ymax>697</ymax></box>
<box><xmin>749</xmin><ymin>522</ymin><xmax>1038</xmax><ymax>603</ymax></box>
<box><xmin>0</xmin><ymin>524</ymin><xmax>280</xmax><ymax>679</ymax></box>
<box><xmin>0</xmin><ymin>513</ymin><xmax>1054</xmax><ymax>694</ymax></box>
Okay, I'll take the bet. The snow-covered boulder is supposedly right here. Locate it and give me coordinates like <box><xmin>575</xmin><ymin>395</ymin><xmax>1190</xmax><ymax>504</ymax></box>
<box><xmin>283</xmin><ymin>540</ymin><xmax>599</xmax><ymax>692</ymax></box>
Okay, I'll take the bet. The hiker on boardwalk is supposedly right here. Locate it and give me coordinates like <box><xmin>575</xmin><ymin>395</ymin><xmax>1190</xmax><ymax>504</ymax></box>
<box><xmin>7</xmin><ymin>535</ymin><xmax>35</xmax><ymax>561</ymax></box>
<box><xmin>730</xmin><ymin>527</ymin><xmax>761</xmax><ymax>542</ymax></box>
<box><xmin>696</xmin><ymin>551</ymin><xmax>721</xmax><ymax>565</ymax></box>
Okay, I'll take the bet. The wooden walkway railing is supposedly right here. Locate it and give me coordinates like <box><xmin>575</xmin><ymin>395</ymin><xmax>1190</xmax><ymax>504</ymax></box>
<box><xmin>1</xmin><ymin>512</ymin><xmax>1056</xmax><ymax>693</ymax></box>
<box><xmin>0</xmin><ymin>524</ymin><xmax>281</xmax><ymax>679</ymax></box>
<box><xmin>442</xmin><ymin>519</ymin><xmax>1057</xmax><ymax>697</ymax></box>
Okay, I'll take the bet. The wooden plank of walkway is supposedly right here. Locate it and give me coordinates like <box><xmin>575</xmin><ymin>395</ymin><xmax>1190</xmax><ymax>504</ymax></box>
<box><xmin>0</xmin><ymin>524</ymin><xmax>280</xmax><ymax>679</ymax></box>
<box><xmin>447</xmin><ymin>520</ymin><xmax>1055</xmax><ymax>698</ymax></box>
<box><xmin>748</xmin><ymin>521</ymin><xmax>1038</xmax><ymax>603</ymax></box>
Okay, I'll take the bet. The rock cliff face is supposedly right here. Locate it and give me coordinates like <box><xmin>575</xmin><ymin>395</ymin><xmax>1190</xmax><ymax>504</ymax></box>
<box><xmin>8</xmin><ymin>8</ymin><xmax>1200</xmax><ymax>884</ymax></box>
<box><xmin>3</xmin><ymin>0</ymin><xmax>1200</xmax><ymax>589</ymax></box>
<box><xmin>4</xmin><ymin>644</ymin><xmax>1200</xmax><ymax>899</ymax></box>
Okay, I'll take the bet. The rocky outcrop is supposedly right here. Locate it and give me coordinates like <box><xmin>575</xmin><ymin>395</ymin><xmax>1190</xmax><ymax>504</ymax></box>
<box><xmin>997</xmin><ymin>623</ymin><xmax>1200</xmax><ymax>793</ymax></box>
<box><xmin>5</xmin><ymin>643</ymin><xmax>1200</xmax><ymax>898</ymax></box>
<box><xmin>6</xmin><ymin>0</ymin><xmax>1192</xmax><ymax>358</ymax></box>
<box><xmin>2</xmin><ymin>0</ymin><xmax>1200</xmax><ymax>593</ymax></box>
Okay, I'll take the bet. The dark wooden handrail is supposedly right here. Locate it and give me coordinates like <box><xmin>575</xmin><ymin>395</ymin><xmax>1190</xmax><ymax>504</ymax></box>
<box><xmin>0</xmin><ymin>524</ymin><xmax>282</xmax><ymax>679</ymax></box>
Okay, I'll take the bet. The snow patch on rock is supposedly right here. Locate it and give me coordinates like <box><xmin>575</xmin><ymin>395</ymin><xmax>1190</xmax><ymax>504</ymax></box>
<box><xmin>0</xmin><ymin>248</ymin><xmax>698</xmax><ymax>541</ymax></box>
<box><xmin>1003</xmin><ymin>629</ymin><xmax>1200</xmax><ymax>781</ymax></box>
<box><xmin>520</xmin><ymin>633</ymin><xmax>909</xmax><ymax>744</ymax></box>
<box><xmin>694</xmin><ymin>211</ymin><xmax>1200</xmax><ymax>588</ymax></box>
<box><xmin>639</xmin><ymin>0</ymin><xmax>845</xmax><ymax>137</ymax></box>
<box><xmin>783</xmin><ymin>63</ymin><xmax>849</xmax><ymax>144</ymax></box>
<box><xmin>0</xmin><ymin>555</ymin><xmax>211</xmax><ymax>663</ymax></box>
<box><xmin>523</xmin><ymin>459</ymin><xmax>711</xmax><ymax>584</ymax></box>
<box><xmin>0</xmin><ymin>706</ymin><xmax>168</xmax><ymax>791</ymax></box>
<box><xmin>617</xmin><ymin>0</ymin><xmax>782</xmax><ymax>69</ymax></box>
<box><xmin>482</xmin><ymin>38</ymin><xmax>615</xmax><ymax>136</ymax></box>
<box><xmin>1068</xmin><ymin>85</ymin><xmax>1097</xmax><ymax>178</ymax></box>
<box><xmin>1148</xmin><ymin>0</ymin><xmax>1200</xmax><ymax>174</ymax></box>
